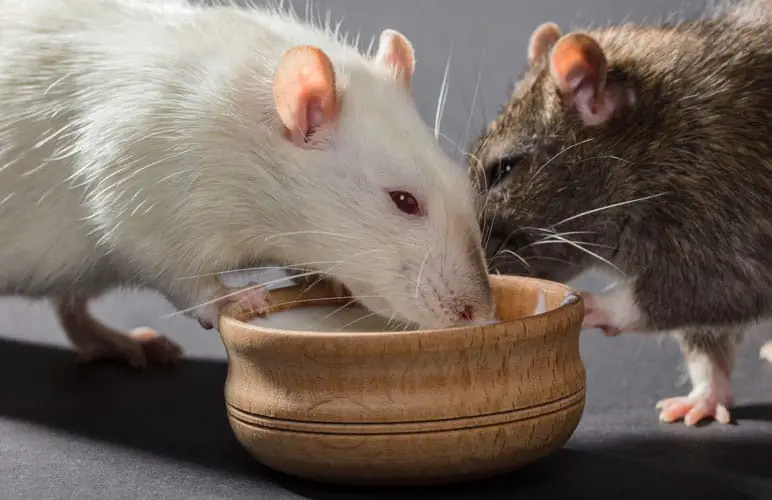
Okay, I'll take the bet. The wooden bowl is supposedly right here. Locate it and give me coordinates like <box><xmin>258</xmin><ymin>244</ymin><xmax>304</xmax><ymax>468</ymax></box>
<box><xmin>217</xmin><ymin>274</ymin><xmax>585</xmax><ymax>486</ymax></box>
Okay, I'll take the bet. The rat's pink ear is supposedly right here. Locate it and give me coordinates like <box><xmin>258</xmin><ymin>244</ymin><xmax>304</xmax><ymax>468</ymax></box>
<box><xmin>549</xmin><ymin>33</ymin><xmax>618</xmax><ymax>127</ymax></box>
<box><xmin>528</xmin><ymin>22</ymin><xmax>562</xmax><ymax>65</ymax></box>
<box><xmin>273</xmin><ymin>45</ymin><xmax>339</xmax><ymax>147</ymax></box>
<box><xmin>374</xmin><ymin>29</ymin><xmax>415</xmax><ymax>89</ymax></box>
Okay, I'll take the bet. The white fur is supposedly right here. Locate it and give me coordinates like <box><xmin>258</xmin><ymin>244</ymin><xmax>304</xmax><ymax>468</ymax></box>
<box><xmin>0</xmin><ymin>0</ymin><xmax>494</xmax><ymax>328</ymax></box>
<box><xmin>590</xmin><ymin>282</ymin><xmax>643</xmax><ymax>330</ymax></box>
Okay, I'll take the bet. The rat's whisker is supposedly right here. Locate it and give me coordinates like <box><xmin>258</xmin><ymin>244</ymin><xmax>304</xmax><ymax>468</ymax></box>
<box><xmin>521</xmin><ymin>226</ymin><xmax>596</xmax><ymax>238</ymax></box>
<box><xmin>495</xmin><ymin>249</ymin><xmax>531</xmax><ymax>270</ymax></box>
<box><xmin>415</xmin><ymin>250</ymin><xmax>430</xmax><ymax>298</ymax></box>
<box><xmin>315</xmin><ymin>297</ymin><xmax>362</xmax><ymax>324</ymax></box>
<box><xmin>436</xmin><ymin>132</ymin><xmax>466</xmax><ymax>155</ymax></box>
<box><xmin>530</xmin><ymin>239</ymin><xmax>614</xmax><ymax>250</ymax></box>
<box><xmin>460</xmin><ymin>47</ymin><xmax>485</xmax><ymax>160</ymax></box>
<box><xmin>162</xmin><ymin>280</ymin><xmax>274</xmax><ymax>319</ymax></box>
<box><xmin>521</xmin><ymin>234</ymin><xmax>622</xmax><ymax>274</ymax></box>
<box><xmin>550</xmin><ymin>193</ymin><xmax>666</xmax><ymax>229</ymax></box>
<box><xmin>526</xmin><ymin>255</ymin><xmax>582</xmax><ymax>267</ymax></box>
<box><xmin>336</xmin><ymin>311</ymin><xmax>382</xmax><ymax>330</ymax></box>
<box><xmin>163</xmin><ymin>270</ymin><xmax>329</xmax><ymax>319</ymax></box>
<box><xmin>434</xmin><ymin>43</ymin><xmax>453</xmax><ymax>140</ymax></box>
<box><xmin>264</xmin><ymin>230</ymin><xmax>358</xmax><ymax>241</ymax></box>
<box><xmin>177</xmin><ymin>263</ymin><xmax>327</xmax><ymax>280</ymax></box>
<box><xmin>525</xmin><ymin>138</ymin><xmax>596</xmax><ymax>190</ymax></box>
<box><xmin>575</xmin><ymin>154</ymin><xmax>634</xmax><ymax>164</ymax></box>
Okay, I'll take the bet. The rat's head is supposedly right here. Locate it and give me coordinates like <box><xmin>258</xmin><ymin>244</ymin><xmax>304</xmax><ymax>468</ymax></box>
<box><xmin>470</xmin><ymin>22</ymin><xmax>672</xmax><ymax>281</ymax></box>
<box><xmin>266</xmin><ymin>30</ymin><xmax>495</xmax><ymax>329</ymax></box>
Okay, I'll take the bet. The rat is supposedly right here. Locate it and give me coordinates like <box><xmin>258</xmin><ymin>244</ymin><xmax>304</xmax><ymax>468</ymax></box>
<box><xmin>470</xmin><ymin>0</ymin><xmax>772</xmax><ymax>427</ymax></box>
<box><xmin>0</xmin><ymin>0</ymin><xmax>495</xmax><ymax>368</ymax></box>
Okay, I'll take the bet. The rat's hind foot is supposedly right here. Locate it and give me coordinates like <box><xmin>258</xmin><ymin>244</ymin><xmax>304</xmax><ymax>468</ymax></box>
<box><xmin>760</xmin><ymin>341</ymin><xmax>772</xmax><ymax>363</ymax></box>
<box><xmin>656</xmin><ymin>390</ymin><xmax>733</xmax><ymax>426</ymax></box>
<box><xmin>56</xmin><ymin>297</ymin><xmax>183</xmax><ymax>368</ymax></box>
<box><xmin>659</xmin><ymin>326</ymin><xmax>741</xmax><ymax>426</ymax></box>
<box><xmin>70</xmin><ymin>325</ymin><xmax>182</xmax><ymax>368</ymax></box>
<box><xmin>129</xmin><ymin>327</ymin><xmax>182</xmax><ymax>364</ymax></box>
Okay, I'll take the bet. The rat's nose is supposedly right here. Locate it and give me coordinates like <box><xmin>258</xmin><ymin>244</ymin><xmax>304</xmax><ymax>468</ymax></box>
<box><xmin>458</xmin><ymin>305</ymin><xmax>474</xmax><ymax>322</ymax></box>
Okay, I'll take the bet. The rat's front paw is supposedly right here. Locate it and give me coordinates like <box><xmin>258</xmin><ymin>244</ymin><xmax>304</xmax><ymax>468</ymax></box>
<box><xmin>192</xmin><ymin>284</ymin><xmax>271</xmax><ymax>330</ymax></box>
<box><xmin>582</xmin><ymin>294</ymin><xmax>623</xmax><ymax>336</ymax></box>
<box><xmin>581</xmin><ymin>287</ymin><xmax>643</xmax><ymax>336</ymax></box>
<box><xmin>760</xmin><ymin>341</ymin><xmax>772</xmax><ymax>364</ymax></box>
<box><xmin>656</xmin><ymin>383</ymin><xmax>734</xmax><ymax>426</ymax></box>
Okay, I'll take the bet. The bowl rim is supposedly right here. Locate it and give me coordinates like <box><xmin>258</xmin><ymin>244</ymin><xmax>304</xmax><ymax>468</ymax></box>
<box><xmin>218</xmin><ymin>275</ymin><xmax>583</xmax><ymax>341</ymax></box>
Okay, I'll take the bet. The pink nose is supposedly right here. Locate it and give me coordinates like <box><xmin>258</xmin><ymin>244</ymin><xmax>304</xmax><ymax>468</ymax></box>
<box><xmin>458</xmin><ymin>305</ymin><xmax>474</xmax><ymax>322</ymax></box>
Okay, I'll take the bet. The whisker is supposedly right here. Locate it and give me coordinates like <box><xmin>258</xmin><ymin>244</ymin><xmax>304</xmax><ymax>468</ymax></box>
<box><xmin>161</xmin><ymin>271</ymin><xmax>320</xmax><ymax>319</ymax></box>
<box><xmin>264</xmin><ymin>230</ymin><xmax>358</xmax><ymax>242</ymax></box>
<box><xmin>315</xmin><ymin>297</ymin><xmax>362</xmax><ymax>324</ymax></box>
<box><xmin>529</xmin><ymin>239</ymin><xmax>614</xmax><ymax>249</ymax></box>
<box><xmin>460</xmin><ymin>47</ymin><xmax>485</xmax><ymax>161</ymax></box>
<box><xmin>177</xmin><ymin>265</ymin><xmax>313</xmax><ymax>280</ymax></box>
<box><xmin>524</xmin><ymin>234</ymin><xmax>622</xmax><ymax>274</ymax></box>
<box><xmin>496</xmin><ymin>249</ymin><xmax>531</xmax><ymax>270</ymax></box>
<box><xmin>434</xmin><ymin>43</ymin><xmax>453</xmax><ymax>140</ymax></box>
<box><xmin>337</xmin><ymin>311</ymin><xmax>382</xmax><ymax>330</ymax></box>
<box><xmin>525</xmin><ymin>138</ymin><xmax>595</xmax><ymax>190</ymax></box>
<box><xmin>527</xmin><ymin>255</ymin><xmax>582</xmax><ymax>267</ymax></box>
<box><xmin>415</xmin><ymin>251</ymin><xmax>430</xmax><ymax>298</ymax></box>
<box><xmin>550</xmin><ymin>193</ymin><xmax>666</xmax><ymax>229</ymax></box>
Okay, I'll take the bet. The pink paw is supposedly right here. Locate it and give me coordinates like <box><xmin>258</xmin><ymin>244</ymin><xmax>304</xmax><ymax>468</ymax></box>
<box><xmin>235</xmin><ymin>285</ymin><xmax>271</xmax><ymax>315</ymax></box>
<box><xmin>656</xmin><ymin>391</ymin><xmax>733</xmax><ymax>426</ymax></box>
<box><xmin>760</xmin><ymin>341</ymin><xmax>772</xmax><ymax>364</ymax></box>
<box><xmin>582</xmin><ymin>296</ymin><xmax>622</xmax><ymax>336</ymax></box>
<box><xmin>194</xmin><ymin>285</ymin><xmax>271</xmax><ymax>330</ymax></box>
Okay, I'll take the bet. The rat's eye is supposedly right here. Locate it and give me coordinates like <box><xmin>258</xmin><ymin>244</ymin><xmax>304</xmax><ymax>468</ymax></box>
<box><xmin>389</xmin><ymin>190</ymin><xmax>423</xmax><ymax>216</ymax></box>
<box><xmin>486</xmin><ymin>155</ymin><xmax>524</xmax><ymax>189</ymax></box>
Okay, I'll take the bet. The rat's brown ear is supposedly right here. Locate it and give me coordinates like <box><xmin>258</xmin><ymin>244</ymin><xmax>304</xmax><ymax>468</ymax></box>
<box><xmin>273</xmin><ymin>45</ymin><xmax>339</xmax><ymax>147</ymax></box>
<box><xmin>375</xmin><ymin>29</ymin><xmax>415</xmax><ymax>90</ymax></box>
<box><xmin>549</xmin><ymin>33</ymin><xmax>619</xmax><ymax>127</ymax></box>
<box><xmin>528</xmin><ymin>22</ymin><xmax>562</xmax><ymax>65</ymax></box>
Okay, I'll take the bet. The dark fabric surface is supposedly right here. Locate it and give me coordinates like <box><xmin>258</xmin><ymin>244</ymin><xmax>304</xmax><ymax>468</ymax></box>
<box><xmin>2</xmin><ymin>285</ymin><xmax>771</xmax><ymax>499</ymax></box>
<box><xmin>2</xmin><ymin>0</ymin><xmax>771</xmax><ymax>498</ymax></box>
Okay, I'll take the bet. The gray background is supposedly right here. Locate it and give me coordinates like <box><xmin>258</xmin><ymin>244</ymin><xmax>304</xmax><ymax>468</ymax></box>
<box><xmin>2</xmin><ymin>1</ymin><xmax>771</xmax><ymax>499</ymax></box>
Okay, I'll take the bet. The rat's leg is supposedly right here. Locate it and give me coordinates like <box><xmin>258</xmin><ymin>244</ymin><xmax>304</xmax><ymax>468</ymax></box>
<box><xmin>55</xmin><ymin>295</ymin><xmax>182</xmax><ymax>368</ymax></box>
<box><xmin>760</xmin><ymin>340</ymin><xmax>772</xmax><ymax>363</ymax></box>
<box><xmin>656</xmin><ymin>326</ymin><xmax>743</xmax><ymax>426</ymax></box>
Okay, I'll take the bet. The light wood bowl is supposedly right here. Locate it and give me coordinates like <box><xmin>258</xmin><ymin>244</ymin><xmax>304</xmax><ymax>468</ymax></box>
<box><xmin>217</xmin><ymin>274</ymin><xmax>585</xmax><ymax>486</ymax></box>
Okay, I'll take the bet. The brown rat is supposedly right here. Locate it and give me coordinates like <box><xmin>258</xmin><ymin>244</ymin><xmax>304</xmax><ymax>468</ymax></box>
<box><xmin>471</xmin><ymin>0</ymin><xmax>772</xmax><ymax>426</ymax></box>
<box><xmin>0</xmin><ymin>0</ymin><xmax>495</xmax><ymax>368</ymax></box>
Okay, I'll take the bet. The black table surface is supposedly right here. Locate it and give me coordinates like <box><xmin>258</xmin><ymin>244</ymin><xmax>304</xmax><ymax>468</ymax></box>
<box><xmin>3</xmin><ymin>1</ymin><xmax>771</xmax><ymax>498</ymax></box>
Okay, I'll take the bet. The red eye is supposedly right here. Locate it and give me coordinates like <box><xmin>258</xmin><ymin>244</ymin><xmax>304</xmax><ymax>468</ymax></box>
<box><xmin>389</xmin><ymin>190</ymin><xmax>422</xmax><ymax>216</ymax></box>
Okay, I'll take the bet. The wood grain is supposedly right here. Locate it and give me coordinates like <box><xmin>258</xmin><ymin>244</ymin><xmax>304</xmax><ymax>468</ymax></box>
<box><xmin>217</xmin><ymin>274</ymin><xmax>586</xmax><ymax>486</ymax></box>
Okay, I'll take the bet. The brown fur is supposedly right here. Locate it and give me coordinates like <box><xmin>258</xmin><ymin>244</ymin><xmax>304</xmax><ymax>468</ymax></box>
<box><xmin>472</xmin><ymin>1</ymin><xmax>772</xmax><ymax>333</ymax></box>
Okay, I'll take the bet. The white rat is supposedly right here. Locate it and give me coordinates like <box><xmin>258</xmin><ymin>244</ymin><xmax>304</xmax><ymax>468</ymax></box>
<box><xmin>0</xmin><ymin>0</ymin><xmax>495</xmax><ymax>367</ymax></box>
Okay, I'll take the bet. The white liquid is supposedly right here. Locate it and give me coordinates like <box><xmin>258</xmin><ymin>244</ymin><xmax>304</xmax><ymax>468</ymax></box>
<box><xmin>249</xmin><ymin>304</ymin><xmax>404</xmax><ymax>333</ymax></box>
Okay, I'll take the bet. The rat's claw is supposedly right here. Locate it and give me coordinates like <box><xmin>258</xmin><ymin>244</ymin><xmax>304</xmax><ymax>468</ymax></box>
<box><xmin>760</xmin><ymin>341</ymin><xmax>772</xmax><ymax>363</ymax></box>
<box><xmin>656</xmin><ymin>388</ymin><xmax>734</xmax><ymax>426</ymax></box>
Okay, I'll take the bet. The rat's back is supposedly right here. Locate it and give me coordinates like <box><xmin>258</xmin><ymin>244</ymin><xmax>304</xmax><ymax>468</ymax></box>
<box><xmin>0</xmin><ymin>0</ymin><xmax>324</xmax><ymax>297</ymax></box>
